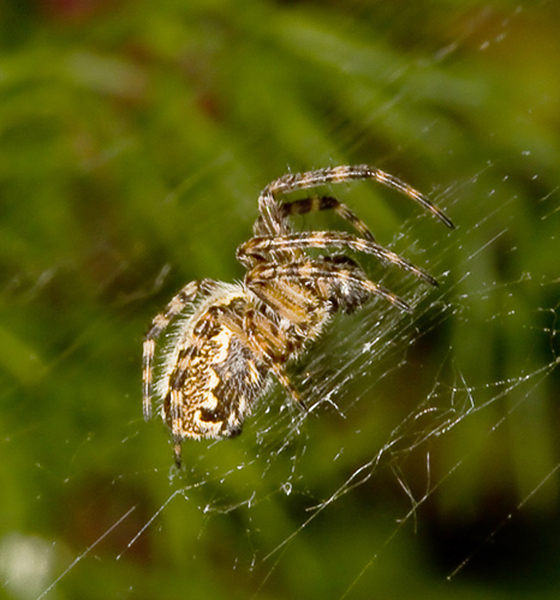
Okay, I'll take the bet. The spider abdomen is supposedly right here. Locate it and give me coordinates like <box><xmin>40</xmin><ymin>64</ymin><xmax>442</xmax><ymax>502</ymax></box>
<box><xmin>158</xmin><ymin>285</ymin><xmax>270</xmax><ymax>443</ymax></box>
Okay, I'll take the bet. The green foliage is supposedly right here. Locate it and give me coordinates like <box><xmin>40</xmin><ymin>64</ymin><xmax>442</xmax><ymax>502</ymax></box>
<box><xmin>1</xmin><ymin>1</ymin><xmax>559</xmax><ymax>599</ymax></box>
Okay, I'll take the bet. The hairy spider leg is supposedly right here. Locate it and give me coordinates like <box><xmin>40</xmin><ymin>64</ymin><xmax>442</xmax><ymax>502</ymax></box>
<box><xmin>257</xmin><ymin>164</ymin><xmax>454</xmax><ymax>237</ymax></box>
<box><xmin>270</xmin><ymin>363</ymin><xmax>306</xmax><ymax>410</ymax></box>
<box><xmin>280</xmin><ymin>196</ymin><xmax>376</xmax><ymax>242</ymax></box>
<box><xmin>166</xmin><ymin>389</ymin><xmax>187</xmax><ymax>468</ymax></box>
<box><xmin>243</xmin><ymin>258</ymin><xmax>410</xmax><ymax>411</ymax></box>
<box><xmin>247</xmin><ymin>261</ymin><xmax>412</xmax><ymax>313</ymax></box>
<box><xmin>237</xmin><ymin>231</ymin><xmax>438</xmax><ymax>286</ymax></box>
<box><xmin>142</xmin><ymin>279</ymin><xmax>217</xmax><ymax>420</ymax></box>
<box><xmin>242</xmin><ymin>307</ymin><xmax>307</xmax><ymax>410</ymax></box>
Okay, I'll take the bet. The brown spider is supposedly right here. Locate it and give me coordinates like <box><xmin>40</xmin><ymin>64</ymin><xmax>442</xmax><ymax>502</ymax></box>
<box><xmin>142</xmin><ymin>165</ymin><xmax>453</xmax><ymax>467</ymax></box>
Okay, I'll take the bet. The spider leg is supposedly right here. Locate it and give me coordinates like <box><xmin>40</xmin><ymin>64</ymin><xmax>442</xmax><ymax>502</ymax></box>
<box><xmin>173</xmin><ymin>441</ymin><xmax>183</xmax><ymax>469</ymax></box>
<box><xmin>271</xmin><ymin>362</ymin><xmax>308</xmax><ymax>411</ymax></box>
<box><xmin>247</xmin><ymin>261</ymin><xmax>412</xmax><ymax>313</ymax></box>
<box><xmin>165</xmin><ymin>389</ymin><xmax>185</xmax><ymax>468</ymax></box>
<box><xmin>237</xmin><ymin>231</ymin><xmax>438</xmax><ymax>286</ymax></box>
<box><xmin>256</xmin><ymin>164</ymin><xmax>454</xmax><ymax>236</ymax></box>
<box><xmin>142</xmin><ymin>278</ymin><xmax>216</xmax><ymax>420</ymax></box>
<box><xmin>281</xmin><ymin>195</ymin><xmax>376</xmax><ymax>242</ymax></box>
<box><xmin>240</xmin><ymin>306</ymin><xmax>308</xmax><ymax>412</ymax></box>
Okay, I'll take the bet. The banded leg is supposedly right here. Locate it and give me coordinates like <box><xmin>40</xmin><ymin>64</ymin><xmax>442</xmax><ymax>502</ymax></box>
<box><xmin>142</xmin><ymin>278</ymin><xmax>216</xmax><ymax>420</ymax></box>
<box><xmin>271</xmin><ymin>362</ymin><xmax>307</xmax><ymax>411</ymax></box>
<box><xmin>242</xmin><ymin>307</ymin><xmax>308</xmax><ymax>411</ymax></box>
<box><xmin>281</xmin><ymin>196</ymin><xmax>376</xmax><ymax>242</ymax></box>
<box><xmin>256</xmin><ymin>164</ymin><xmax>454</xmax><ymax>237</ymax></box>
<box><xmin>164</xmin><ymin>389</ymin><xmax>186</xmax><ymax>469</ymax></box>
<box><xmin>247</xmin><ymin>261</ymin><xmax>412</xmax><ymax>313</ymax></box>
<box><xmin>237</xmin><ymin>231</ymin><xmax>437</xmax><ymax>286</ymax></box>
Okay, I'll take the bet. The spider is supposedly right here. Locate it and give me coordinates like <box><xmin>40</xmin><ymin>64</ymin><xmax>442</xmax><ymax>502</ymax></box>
<box><xmin>142</xmin><ymin>164</ymin><xmax>454</xmax><ymax>467</ymax></box>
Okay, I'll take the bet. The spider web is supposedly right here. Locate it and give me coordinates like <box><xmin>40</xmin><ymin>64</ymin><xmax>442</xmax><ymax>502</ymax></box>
<box><xmin>17</xmin><ymin>167</ymin><xmax>559</xmax><ymax>600</ymax></box>
<box><xmin>2</xmin><ymin>4</ymin><xmax>560</xmax><ymax>600</ymax></box>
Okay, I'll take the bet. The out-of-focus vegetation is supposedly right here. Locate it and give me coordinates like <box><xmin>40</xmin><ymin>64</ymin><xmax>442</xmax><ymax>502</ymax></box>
<box><xmin>1</xmin><ymin>1</ymin><xmax>560</xmax><ymax>599</ymax></box>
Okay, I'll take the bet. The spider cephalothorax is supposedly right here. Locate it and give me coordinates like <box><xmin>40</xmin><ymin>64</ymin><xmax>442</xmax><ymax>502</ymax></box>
<box><xmin>142</xmin><ymin>165</ymin><xmax>454</xmax><ymax>466</ymax></box>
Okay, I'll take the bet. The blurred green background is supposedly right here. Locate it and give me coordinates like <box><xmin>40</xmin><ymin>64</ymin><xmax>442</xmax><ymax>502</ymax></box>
<box><xmin>1</xmin><ymin>0</ymin><xmax>560</xmax><ymax>598</ymax></box>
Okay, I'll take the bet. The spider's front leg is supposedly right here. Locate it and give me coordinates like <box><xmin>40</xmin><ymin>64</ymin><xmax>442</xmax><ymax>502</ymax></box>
<box><xmin>253</xmin><ymin>194</ymin><xmax>377</xmax><ymax>242</ymax></box>
<box><xmin>257</xmin><ymin>164</ymin><xmax>455</xmax><ymax>235</ymax></box>
<box><xmin>246</xmin><ymin>259</ymin><xmax>412</xmax><ymax>315</ymax></box>
<box><xmin>237</xmin><ymin>231</ymin><xmax>437</xmax><ymax>285</ymax></box>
